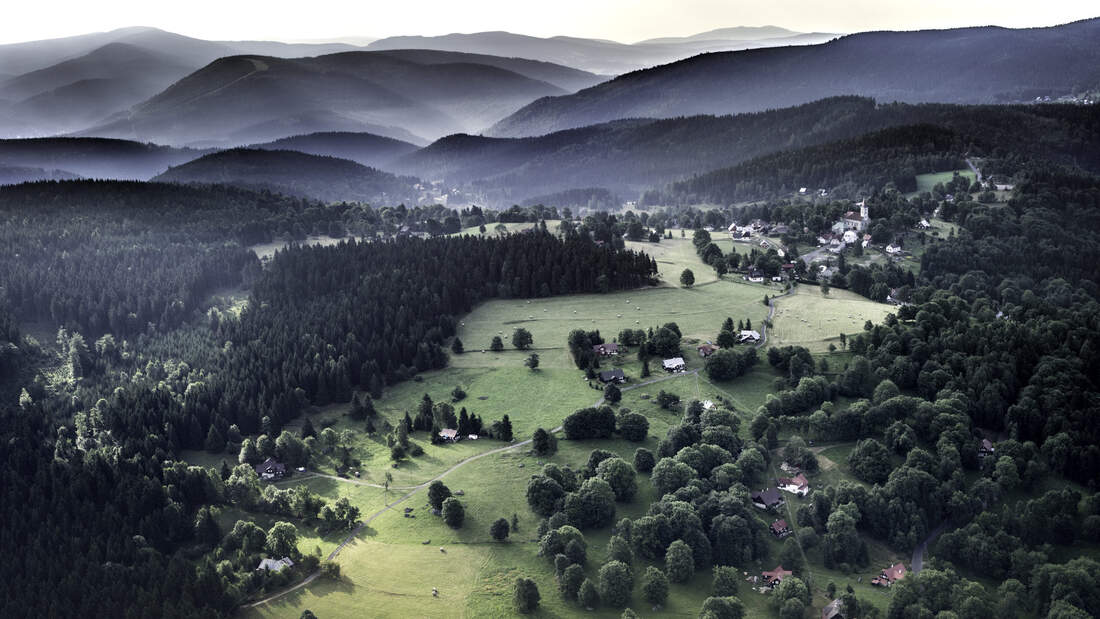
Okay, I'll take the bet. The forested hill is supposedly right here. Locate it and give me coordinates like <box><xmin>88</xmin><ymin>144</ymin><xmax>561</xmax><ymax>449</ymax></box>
<box><xmin>645</xmin><ymin>104</ymin><xmax>1100</xmax><ymax>205</ymax></box>
<box><xmin>0</xmin><ymin>136</ymin><xmax>206</xmax><ymax>179</ymax></box>
<box><xmin>248</xmin><ymin>131</ymin><xmax>421</xmax><ymax>169</ymax></box>
<box><xmin>395</xmin><ymin>98</ymin><xmax>1100</xmax><ymax>206</ymax></box>
<box><xmin>153</xmin><ymin>148</ymin><xmax>420</xmax><ymax>204</ymax></box>
<box><xmin>0</xmin><ymin>179</ymin><xmax>658</xmax><ymax>616</ymax></box>
<box><xmin>488</xmin><ymin>18</ymin><xmax>1100</xmax><ymax>137</ymax></box>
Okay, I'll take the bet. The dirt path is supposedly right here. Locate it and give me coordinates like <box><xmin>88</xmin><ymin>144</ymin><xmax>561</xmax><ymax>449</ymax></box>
<box><xmin>912</xmin><ymin>520</ymin><xmax>950</xmax><ymax>573</ymax></box>
<box><xmin>248</xmin><ymin>367</ymin><xmax>700</xmax><ymax>609</ymax></box>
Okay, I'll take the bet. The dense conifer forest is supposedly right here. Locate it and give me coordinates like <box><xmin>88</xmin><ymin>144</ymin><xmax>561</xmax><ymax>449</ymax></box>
<box><xmin>0</xmin><ymin>180</ymin><xmax>656</xmax><ymax>616</ymax></box>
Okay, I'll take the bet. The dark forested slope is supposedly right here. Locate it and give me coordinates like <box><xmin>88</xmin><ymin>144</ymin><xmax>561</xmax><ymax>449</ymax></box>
<box><xmin>153</xmin><ymin>148</ymin><xmax>419</xmax><ymax>203</ymax></box>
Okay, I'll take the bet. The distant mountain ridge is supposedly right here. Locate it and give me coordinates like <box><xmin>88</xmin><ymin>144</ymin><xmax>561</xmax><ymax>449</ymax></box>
<box><xmin>366</xmin><ymin>28</ymin><xmax>837</xmax><ymax>74</ymax></box>
<box><xmin>248</xmin><ymin>132</ymin><xmax>420</xmax><ymax>169</ymax></box>
<box><xmin>489</xmin><ymin>19</ymin><xmax>1100</xmax><ymax>137</ymax></box>
<box><xmin>78</xmin><ymin>51</ymin><xmax>572</xmax><ymax>146</ymax></box>
<box><xmin>0</xmin><ymin>137</ymin><xmax>207</xmax><ymax>179</ymax></box>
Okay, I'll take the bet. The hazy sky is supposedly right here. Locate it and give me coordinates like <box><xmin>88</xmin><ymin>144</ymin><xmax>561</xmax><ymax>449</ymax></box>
<box><xmin>1</xmin><ymin>0</ymin><xmax>1096</xmax><ymax>44</ymax></box>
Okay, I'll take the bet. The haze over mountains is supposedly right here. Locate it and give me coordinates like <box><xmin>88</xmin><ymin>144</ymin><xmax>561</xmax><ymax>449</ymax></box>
<box><xmin>365</xmin><ymin>26</ymin><xmax>836</xmax><ymax>74</ymax></box>
<box><xmin>490</xmin><ymin>18</ymin><xmax>1100</xmax><ymax>137</ymax></box>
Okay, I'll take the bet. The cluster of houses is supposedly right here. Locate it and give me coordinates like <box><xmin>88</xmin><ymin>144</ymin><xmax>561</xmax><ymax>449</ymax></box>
<box><xmin>752</xmin><ymin>464</ymin><xmax>811</xmax><ymax>510</ymax></box>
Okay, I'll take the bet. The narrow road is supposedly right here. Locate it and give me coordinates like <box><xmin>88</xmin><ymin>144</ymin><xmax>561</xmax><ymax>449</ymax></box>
<box><xmin>965</xmin><ymin>158</ymin><xmax>983</xmax><ymax>184</ymax></box>
<box><xmin>912</xmin><ymin>520</ymin><xmax>949</xmax><ymax>574</ymax></box>
<box><xmin>249</xmin><ymin>366</ymin><xmax>701</xmax><ymax>608</ymax></box>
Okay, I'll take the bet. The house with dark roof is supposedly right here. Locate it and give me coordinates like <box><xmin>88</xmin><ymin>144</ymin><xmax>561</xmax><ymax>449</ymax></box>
<box><xmin>751</xmin><ymin>487</ymin><xmax>784</xmax><ymax>510</ymax></box>
<box><xmin>598</xmin><ymin>368</ymin><xmax>625</xmax><ymax>384</ymax></box>
<box><xmin>761</xmin><ymin>565</ymin><xmax>793</xmax><ymax>587</ymax></box>
<box><xmin>697</xmin><ymin>343</ymin><xmax>719</xmax><ymax>357</ymax></box>
<box><xmin>255</xmin><ymin>457</ymin><xmax>286</xmax><ymax>481</ymax></box>
<box><xmin>593</xmin><ymin>342</ymin><xmax>619</xmax><ymax>356</ymax></box>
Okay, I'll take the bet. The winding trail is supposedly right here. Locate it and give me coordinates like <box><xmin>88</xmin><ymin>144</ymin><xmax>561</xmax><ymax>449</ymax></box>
<box><xmin>248</xmin><ymin>367</ymin><xmax>700</xmax><ymax>609</ymax></box>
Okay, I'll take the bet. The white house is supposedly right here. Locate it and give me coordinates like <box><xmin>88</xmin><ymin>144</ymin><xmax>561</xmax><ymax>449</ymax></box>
<box><xmin>662</xmin><ymin>357</ymin><xmax>686</xmax><ymax>372</ymax></box>
<box><xmin>739</xmin><ymin>330</ymin><xmax>761</xmax><ymax>343</ymax></box>
<box><xmin>842</xmin><ymin>230</ymin><xmax>859</xmax><ymax>244</ymax></box>
<box><xmin>257</xmin><ymin>557</ymin><xmax>295</xmax><ymax>572</ymax></box>
<box><xmin>885</xmin><ymin>245</ymin><xmax>902</xmax><ymax>255</ymax></box>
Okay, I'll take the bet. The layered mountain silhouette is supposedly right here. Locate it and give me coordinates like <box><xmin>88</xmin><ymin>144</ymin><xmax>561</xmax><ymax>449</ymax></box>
<box><xmin>248</xmin><ymin>132</ymin><xmax>420</xmax><ymax>169</ymax></box>
<box><xmin>395</xmin><ymin>96</ymin><xmax>1100</xmax><ymax>206</ymax></box>
<box><xmin>0</xmin><ymin>137</ymin><xmax>206</xmax><ymax>179</ymax></box>
<box><xmin>77</xmin><ymin>52</ymin><xmax>581</xmax><ymax>146</ymax></box>
<box><xmin>0</xmin><ymin>27</ymin><xmax>364</xmax><ymax>138</ymax></box>
<box><xmin>152</xmin><ymin>148</ymin><xmax>419</xmax><ymax>203</ymax></box>
<box><xmin>489</xmin><ymin>19</ymin><xmax>1100</xmax><ymax>137</ymax></box>
<box><xmin>366</xmin><ymin>28</ymin><xmax>835</xmax><ymax>74</ymax></box>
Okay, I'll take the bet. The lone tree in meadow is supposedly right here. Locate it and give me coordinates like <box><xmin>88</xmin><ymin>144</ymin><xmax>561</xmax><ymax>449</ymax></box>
<box><xmin>680</xmin><ymin>269</ymin><xmax>695</xmax><ymax>288</ymax></box>
<box><xmin>491</xmin><ymin>517</ymin><xmax>511</xmax><ymax>541</ymax></box>
<box><xmin>490</xmin><ymin>336</ymin><xmax>504</xmax><ymax>352</ymax></box>
<box><xmin>442</xmin><ymin>497</ymin><xmax>465</xmax><ymax>528</ymax></box>
<box><xmin>525</xmin><ymin>353</ymin><xmax>540</xmax><ymax>371</ymax></box>
<box><xmin>451</xmin><ymin>337</ymin><xmax>464</xmax><ymax>354</ymax></box>
<box><xmin>513</xmin><ymin>577</ymin><xmax>540</xmax><ymax>613</ymax></box>
<box><xmin>512</xmin><ymin>328</ymin><xmax>534</xmax><ymax>350</ymax></box>
<box><xmin>532</xmin><ymin>427</ymin><xmax>557</xmax><ymax>456</ymax></box>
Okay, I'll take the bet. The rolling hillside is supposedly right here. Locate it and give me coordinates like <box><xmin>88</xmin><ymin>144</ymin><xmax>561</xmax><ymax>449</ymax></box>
<box><xmin>248</xmin><ymin>132</ymin><xmax>421</xmax><ymax>169</ymax></box>
<box><xmin>395</xmin><ymin>97</ymin><xmax>1100</xmax><ymax>206</ymax></box>
<box><xmin>79</xmin><ymin>52</ymin><xmax>572</xmax><ymax>146</ymax></box>
<box><xmin>152</xmin><ymin>148</ymin><xmax>419</xmax><ymax>203</ymax></box>
<box><xmin>489</xmin><ymin>19</ymin><xmax>1100</xmax><ymax>137</ymax></box>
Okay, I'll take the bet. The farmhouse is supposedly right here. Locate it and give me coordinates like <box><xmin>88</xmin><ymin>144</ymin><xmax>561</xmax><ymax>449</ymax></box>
<box><xmin>598</xmin><ymin>368</ymin><xmax>626</xmax><ymax>384</ymax></box>
<box><xmin>822</xmin><ymin>598</ymin><xmax>845</xmax><ymax>619</ymax></box>
<box><xmin>751</xmin><ymin>487</ymin><xmax>785</xmax><ymax>510</ymax></box>
<box><xmin>592</xmin><ymin>342</ymin><xmax>619</xmax><ymax>356</ymax></box>
<box><xmin>761</xmin><ymin>566</ymin><xmax>793</xmax><ymax>587</ymax></box>
<box><xmin>256</xmin><ymin>557</ymin><xmax>294</xmax><ymax>572</ymax></box>
<box><xmin>885</xmin><ymin>244</ymin><xmax>902</xmax><ymax>255</ymax></box>
<box><xmin>662</xmin><ymin>357</ymin><xmax>686</xmax><ymax>373</ymax></box>
<box><xmin>770</xmin><ymin>519</ymin><xmax>792</xmax><ymax>538</ymax></box>
<box><xmin>871</xmin><ymin>562</ymin><xmax>908</xmax><ymax>587</ymax></box>
<box><xmin>438</xmin><ymin>428</ymin><xmax>459</xmax><ymax>442</ymax></box>
<box><xmin>739</xmin><ymin>330</ymin><xmax>761</xmax><ymax>344</ymax></box>
<box><xmin>255</xmin><ymin>457</ymin><xmax>286</xmax><ymax>481</ymax></box>
<box><xmin>697</xmin><ymin>343</ymin><xmax>719</xmax><ymax>357</ymax></box>
<box><xmin>777</xmin><ymin>473</ymin><xmax>810</xmax><ymax>497</ymax></box>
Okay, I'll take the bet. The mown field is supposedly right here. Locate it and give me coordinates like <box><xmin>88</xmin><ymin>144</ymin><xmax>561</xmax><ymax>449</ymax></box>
<box><xmin>768</xmin><ymin>285</ymin><xmax>894</xmax><ymax>353</ymax></box>
<box><xmin>218</xmin><ymin>234</ymin><xmax>903</xmax><ymax>618</ymax></box>
<box><xmin>911</xmin><ymin>169</ymin><xmax>977</xmax><ymax>196</ymax></box>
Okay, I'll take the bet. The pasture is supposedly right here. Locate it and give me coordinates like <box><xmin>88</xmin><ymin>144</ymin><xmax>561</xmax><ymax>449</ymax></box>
<box><xmin>768</xmin><ymin>284</ymin><xmax>894</xmax><ymax>352</ymax></box>
<box><xmin>230</xmin><ymin>234</ymin><xmax>902</xmax><ymax>618</ymax></box>
<box><xmin>912</xmin><ymin>169</ymin><xmax>977</xmax><ymax>195</ymax></box>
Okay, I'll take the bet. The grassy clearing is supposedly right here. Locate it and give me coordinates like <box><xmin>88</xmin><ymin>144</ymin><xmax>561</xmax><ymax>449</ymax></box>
<box><xmin>912</xmin><ymin>169</ymin><xmax>977</xmax><ymax>195</ymax></box>
<box><xmin>233</xmin><ymin>235</ymin><xmax>907</xmax><ymax>618</ymax></box>
<box><xmin>769</xmin><ymin>285</ymin><xmax>894</xmax><ymax>353</ymax></box>
<box><xmin>455</xmin><ymin>220</ymin><xmax>563</xmax><ymax>237</ymax></box>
